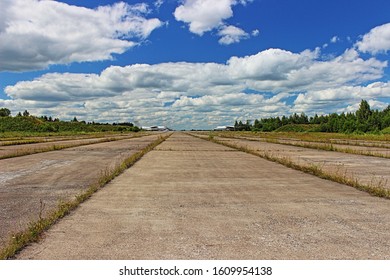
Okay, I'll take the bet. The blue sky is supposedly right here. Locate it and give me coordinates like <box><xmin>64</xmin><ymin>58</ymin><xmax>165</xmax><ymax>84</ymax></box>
<box><xmin>1</xmin><ymin>0</ymin><xmax>390</xmax><ymax>129</ymax></box>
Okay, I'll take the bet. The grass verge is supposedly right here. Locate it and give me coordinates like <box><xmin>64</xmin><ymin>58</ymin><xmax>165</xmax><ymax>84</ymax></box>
<box><xmin>0</xmin><ymin>134</ymin><xmax>170</xmax><ymax>260</ymax></box>
<box><xmin>0</xmin><ymin>133</ymin><xmax>149</xmax><ymax>160</ymax></box>
<box><xmin>262</xmin><ymin>138</ymin><xmax>390</xmax><ymax>159</ymax></box>
<box><xmin>211</xmin><ymin>132</ymin><xmax>390</xmax><ymax>159</ymax></box>
<box><xmin>212</xmin><ymin>131</ymin><xmax>390</xmax><ymax>147</ymax></box>
<box><xmin>191</xmin><ymin>133</ymin><xmax>390</xmax><ymax>200</ymax></box>
<box><xmin>0</xmin><ymin>132</ymin><xmax>136</xmax><ymax>146</ymax></box>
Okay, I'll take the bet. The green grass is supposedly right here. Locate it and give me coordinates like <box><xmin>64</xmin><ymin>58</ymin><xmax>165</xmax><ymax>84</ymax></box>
<box><xmin>382</xmin><ymin>127</ymin><xmax>390</xmax><ymax>134</ymax></box>
<box><xmin>0</xmin><ymin>116</ymin><xmax>139</xmax><ymax>135</ymax></box>
<box><xmin>0</xmin><ymin>134</ymin><xmax>171</xmax><ymax>260</ymax></box>
<box><xmin>0</xmin><ymin>129</ymin><xmax>137</xmax><ymax>139</ymax></box>
<box><xmin>274</xmin><ymin>124</ymin><xmax>320</xmax><ymax>132</ymax></box>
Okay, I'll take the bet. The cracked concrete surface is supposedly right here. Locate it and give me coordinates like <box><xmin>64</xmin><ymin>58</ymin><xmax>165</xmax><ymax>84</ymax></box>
<box><xmin>0</xmin><ymin>134</ymin><xmax>163</xmax><ymax>247</ymax></box>
<box><xmin>16</xmin><ymin>133</ymin><xmax>390</xmax><ymax>259</ymax></box>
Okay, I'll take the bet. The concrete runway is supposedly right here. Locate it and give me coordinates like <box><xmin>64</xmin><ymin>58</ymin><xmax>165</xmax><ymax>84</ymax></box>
<box><xmin>212</xmin><ymin>136</ymin><xmax>390</xmax><ymax>190</ymax></box>
<box><xmin>17</xmin><ymin>133</ymin><xmax>390</xmax><ymax>259</ymax></box>
<box><xmin>0</xmin><ymin>134</ymin><xmax>162</xmax><ymax>247</ymax></box>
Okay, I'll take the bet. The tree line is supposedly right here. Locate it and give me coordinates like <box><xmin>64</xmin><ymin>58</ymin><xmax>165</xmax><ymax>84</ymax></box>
<box><xmin>0</xmin><ymin>109</ymin><xmax>140</xmax><ymax>133</ymax></box>
<box><xmin>234</xmin><ymin>100</ymin><xmax>390</xmax><ymax>133</ymax></box>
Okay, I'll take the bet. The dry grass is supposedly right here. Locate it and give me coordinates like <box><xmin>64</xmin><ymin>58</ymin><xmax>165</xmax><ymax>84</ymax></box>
<box><xmin>213</xmin><ymin>131</ymin><xmax>390</xmax><ymax>146</ymax></box>
<box><xmin>263</xmin><ymin>138</ymin><xmax>390</xmax><ymax>159</ymax></box>
<box><xmin>211</xmin><ymin>131</ymin><xmax>390</xmax><ymax>159</ymax></box>
<box><xmin>0</xmin><ymin>132</ymin><xmax>150</xmax><ymax>146</ymax></box>
<box><xmin>0</xmin><ymin>134</ymin><xmax>170</xmax><ymax>260</ymax></box>
<box><xmin>0</xmin><ymin>134</ymin><xmax>149</xmax><ymax>160</ymax></box>
<box><xmin>195</xmin><ymin>133</ymin><xmax>390</xmax><ymax>200</ymax></box>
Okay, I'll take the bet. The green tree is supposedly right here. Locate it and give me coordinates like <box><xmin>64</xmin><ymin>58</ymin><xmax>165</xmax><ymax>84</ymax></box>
<box><xmin>0</xmin><ymin>108</ymin><xmax>11</xmax><ymax>117</ymax></box>
<box><xmin>234</xmin><ymin>120</ymin><xmax>239</xmax><ymax>130</ymax></box>
<box><xmin>367</xmin><ymin>110</ymin><xmax>381</xmax><ymax>132</ymax></box>
<box><xmin>244</xmin><ymin>120</ymin><xmax>252</xmax><ymax>131</ymax></box>
<box><xmin>298</xmin><ymin>113</ymin><xmax>309</xmax><ymax>124</ymax></box>
<box><xmin>281</xmin><ymin>115</ymin><xmax>288</xmax><ymax>125</ymax></box>
<box><xmin>380</xmin><ymin>105</ymin><xmax>390</xmax><ymax>129</ymax></box>
<box><xmin>310</xmin><ymin>114</ymin><xmax>320</xmax><ymax>124</ymax></box>
<box><xmin>356</xmin><ymin>100</ymin><xmax>371</xmax><ymax>122</ymax></box>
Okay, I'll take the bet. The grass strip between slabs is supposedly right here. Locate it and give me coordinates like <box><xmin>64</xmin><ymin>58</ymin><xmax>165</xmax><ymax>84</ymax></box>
<box><xmin>213</xmin><ymin>133</ymin><xmax>390</xmax><ymax>159</ymax></box>
<box><xmin>0</xmin><ymin>133</ymin><xmax>148</xmax><ymax>160</ymax></box>
<box><xmin>0</xmin><ymin>134</ymin><xmax>171</xmax><ymax>260</ymax></box>
<box><xmin>191</xmin><ymin>133</ymin><xmax>390</xmax><ymax>201</ymax></box>
<box><xmin>263</xmin><ymin>138</ymin><xmax>390</xmax><ymax>159</ymax></box>
<box><xmin>247</xmin><ymin>137</ymin><xmax>390</xmax><ymax>159</ymax></box>
<box><xmin>0</xmin><ymin>133</ymin><xmax>123</xmax><ymax>146</ymax></box>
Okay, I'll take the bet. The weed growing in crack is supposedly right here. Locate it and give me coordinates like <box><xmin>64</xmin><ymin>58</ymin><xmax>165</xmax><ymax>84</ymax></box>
<box><xmin>0</xmin><ymin>134</ymin><xmax>171</xmax><ymax>260</ymax></box>
<box><xmin>198</xmin><ymin>134</ymin><xmax>390</xmax><ymax>201</ymax></box>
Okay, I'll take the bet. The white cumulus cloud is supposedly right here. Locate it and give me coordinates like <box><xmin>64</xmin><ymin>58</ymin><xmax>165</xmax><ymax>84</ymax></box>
<box><xmin>330</xmin><ymin>36</ymin><xmax>339</xmax><ymax>43</ymax></box>
<box><xmin>251</xmin><ymin>29</ymin><xmax>260</xmax><ymax>37</ymax></box>
<box><xmin>154</xmin><ymin>0</ymin><xmax>164</xmax><ymax>9</ymax></box>
<box><xmin>356</xmin><ymin>22</ymin><xmax>390</xmax><ymax>54</ymax></box>
<box><xmin>293</xmin><ymin>82</ymin><xmax>390</xmax><ymax>114</ymax></box>
<box><xmin>173</xmin><ymin>0</ymin><xmax>254</xmax><ymax>44</ymax></box>
<box><xmin>174</xmin><ymin>0</ymin><xmax>235</xmax><ymax>35</ymax></box>
<box><xmin>0</xmin><ymin>0</ymin><xmax>163</xmax><ymax>72</ymax></box>
<box><xmin>218</xmin><ymin>25</ymin><xmax>249</xmax><ymax>45</ymax></box>
<box><xmin>2</xmin><ymin>44</ymin><xmax>388</xmax><ymax>130</ymax></box>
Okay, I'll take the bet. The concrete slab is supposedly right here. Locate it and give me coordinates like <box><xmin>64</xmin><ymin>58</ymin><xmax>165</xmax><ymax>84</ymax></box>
<box><xmin>0</xmin><ymin>133</ymin><xmax>148</xmax><ymax>158</ymax></box>
<box><xmin>16</xmin><ymin>133</ymin><xmax>390</xmax><ymax>259</ymax></box>
<box><xmin>0</xmin><ymin>134</ymin><xmax>163</xmax><ymax>247</ymax></box>
<box><xmin>214</xmin><ymin>137</ymin><xmax>390</xmax><ymax>189</ymax></box>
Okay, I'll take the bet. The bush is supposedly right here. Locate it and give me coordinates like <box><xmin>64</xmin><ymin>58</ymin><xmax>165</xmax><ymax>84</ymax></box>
<box><xmin>382</xmin><ymin>127</ymin><xmax>390</xmax><ymax>134</ymax></box>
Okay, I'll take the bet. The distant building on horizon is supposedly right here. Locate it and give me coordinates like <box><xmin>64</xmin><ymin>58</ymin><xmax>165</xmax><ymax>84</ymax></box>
<box><xmin>213</xmin><ymin>125</ymin><xmax>235</xmax><ymax>131</ymax></box>
<box><xmin>141</xmin><ymin>125</ymin><xmax>172</xmax><ymax>131</ymax></box>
